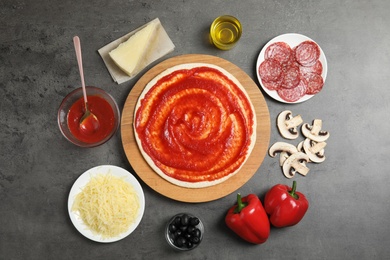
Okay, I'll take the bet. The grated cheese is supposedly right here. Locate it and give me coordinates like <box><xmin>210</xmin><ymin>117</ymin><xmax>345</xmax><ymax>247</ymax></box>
<box><xmin>72</xmin><ymin>173</ymin><xmax>140</xmax><ymax>239</ymax></box>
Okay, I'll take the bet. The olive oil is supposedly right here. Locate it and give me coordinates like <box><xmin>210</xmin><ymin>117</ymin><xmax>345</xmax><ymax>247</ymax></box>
<box><xmin>210</xmin><ymin>16</ymin><xmax>242</xmax><ymax>50</ymax></box>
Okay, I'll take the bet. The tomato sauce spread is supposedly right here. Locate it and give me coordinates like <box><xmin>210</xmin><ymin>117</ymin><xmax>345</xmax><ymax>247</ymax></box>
<box><xmin>135</xmin><ymin>66</ymin><xmax>255</xmax><ymax>183</ymax></box>
<box><xmin>67</xmin><ymin>95</ymin><xmax>116</xmax><ymax>144</ymax></box>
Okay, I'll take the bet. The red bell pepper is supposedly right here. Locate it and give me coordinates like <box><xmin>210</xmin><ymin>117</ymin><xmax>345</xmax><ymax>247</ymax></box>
<box><xmin>225</xmin><ymin>193</ymin><xmax>270</xmax><ymax>244</ymax></box>
<box><xmin>264</xmin><ymin>181</ymin><xmax>309</xmax><ymax>227</ymax></box>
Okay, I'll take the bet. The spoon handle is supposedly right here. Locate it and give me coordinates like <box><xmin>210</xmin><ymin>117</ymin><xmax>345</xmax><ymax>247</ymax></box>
<box><xmin>73</xmin><ymin>36</ymin><xmax>88</xmax><ymax>105</ymax></box>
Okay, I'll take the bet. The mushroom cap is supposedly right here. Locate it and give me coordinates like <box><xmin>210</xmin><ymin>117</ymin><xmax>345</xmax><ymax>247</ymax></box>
<box><xmin>269</xmin><ymin>142</ymin><xmax>299</xmax><ymax>157</ymax></box>
<box><xmin>297</xmin><ymin>141</ymin><xmax>305</xmax><ymax>153</ymax></box>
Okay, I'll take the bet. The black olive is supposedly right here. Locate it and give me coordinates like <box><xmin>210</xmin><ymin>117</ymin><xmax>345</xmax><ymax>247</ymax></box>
<box><xmin>181</xmin><ymin>214</ymin><xmax>189</xmax><ymax>226</ymax></box>
<box><xmin>174</xmin><ymin>216</ymin><xmax>182</xmax><ymax>226</ymax></box>
<box><xmin>189</xmin><ymin>217</ymin><xmax>200</xmax><ymax>226</ymax></box>
<box><xmin>174</xmin><ymin>229</ymin><xmax>182</xmax><ymax>237</ymax></box>
<box><xmin>179</xmin><ymin>225</ymin><xmax>187</xmax><ymax>232</ymax></box>
<box><xmin>175</xmin><ymin>236</ymin><xmax>187</xmax><ymax>247</ymax></box>
<box><xmin>192</xmin><ymin>228</ymin><xmax>201</xmax><ymax>238</ymax></box>
<box><xmin>169</xmin><ymin>233</ymin><xmax>177</xmax><ymax>240</ymax></box>
<box><xmin>169</xmin><ymin>223</ymin><xmax>177</xmax><ymax>233</ymax></box>
<box><xmin>187</xmin><ymin>225</ymin><xmax>196</xmax><ymax>234</ymax></box>
<box><xmin>191</xmin><ymin>236</ymin><xmax>200</xmax><ymax>244</ymax></box>
<box><xmin>184</xmin><ymin>232</ymin><xmax>192</xmax><ymax>239</ymax></box>
<box><xmin>186</xmin><ymin>241</ymin><xmax>193</xmax><ymax>248</ymax></box>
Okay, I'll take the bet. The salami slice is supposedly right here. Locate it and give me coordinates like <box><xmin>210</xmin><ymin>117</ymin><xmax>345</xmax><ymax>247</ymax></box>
<box><xmin>259</xmin><ymin>58</ymin><xmax>282</xmax><ymax>83</ymax></box>
<box><xmin>299</xmin><ymin>60</ymin><xmax>323</xmax><ymax>75</ymax></box>
<box><xmin>265</xmin><ymin>42</ymin><xmax>293</xmax><ymax>64</ymax></box>
<box><xmin>302</xmin><ymin>73</ymin><xmax>324</xmax><ymax>94</ymax></box>
<box><xmin>280</xmin><ymin>62</ymin><xmax>300</xmax><ymax>89</ymax></box>
<box><xmin>277</xmin><ymin>78</ymin><xmax>307</xmax><ymax>102</ymax></box>
<box><xmin>294</xmin><ymin>41</ymin><xmax>320</xmax><ymax>67</ymax></box>
<box><xmin>263</xmin><ymin>77</ymin><xmax>282</xmax><ymax>90</ymax></box>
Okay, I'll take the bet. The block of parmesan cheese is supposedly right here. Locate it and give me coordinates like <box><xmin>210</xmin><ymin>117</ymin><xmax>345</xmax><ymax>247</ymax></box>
<box><xmin>109</xmin><ymin>20</ymin><xmax>158</xmax><ymax>77</ymax></box>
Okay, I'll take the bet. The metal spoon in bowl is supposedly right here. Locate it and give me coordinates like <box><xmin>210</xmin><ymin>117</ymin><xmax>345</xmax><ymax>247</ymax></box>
<box><xmin>73</xmin><ymin>36</ymin><xmax>100</xmax><ymax>135</ymax></box>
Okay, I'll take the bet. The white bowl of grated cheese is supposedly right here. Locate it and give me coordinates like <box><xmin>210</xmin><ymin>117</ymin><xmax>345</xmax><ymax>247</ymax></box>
<box><xmin>68</xmin><ymin>165</ymin><xmax>145</xmax><ymax>243</ymax></box>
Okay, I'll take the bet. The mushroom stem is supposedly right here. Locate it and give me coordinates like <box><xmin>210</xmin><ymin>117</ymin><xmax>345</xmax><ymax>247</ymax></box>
<box><xmin>310</xmin><ymin>141</ymin><xmax>327</xmax><ymax>154</ymax></box>
<box><xmin>285</xmin><ymin>115</ymin><xmax>303</xmax><ymax>129</ymax></box>
<box><xmin>311</xmin><ymin>119</ymin><xmax>322</xmax><ymax>135</ymax></box>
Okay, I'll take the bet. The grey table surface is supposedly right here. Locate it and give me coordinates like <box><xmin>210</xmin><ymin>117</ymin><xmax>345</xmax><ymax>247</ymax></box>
<box><xmin>1</xmin><ymin>0</ymin><xmax>389</xmax><ymax>259</ymax></box>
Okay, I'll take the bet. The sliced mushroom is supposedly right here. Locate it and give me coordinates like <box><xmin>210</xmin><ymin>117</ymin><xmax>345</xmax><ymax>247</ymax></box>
<box><xmin>279</xmin><ymin>151</ymin><xmax>290</xmax><ymax>166</ymax></box>
<box><xmin>277</xmin><ymin>110</ymin><xmax>303</xmax><ymax>140</ymax></box>
<box><xmin>282</xmin><ymin>152</ymin><xmax>310</xmax><ymax>178</ymax></box>
<box><xmin>302</xmin><ymin>119</ymin><xmax>330</xmax><ymax>142</ymax></box>
<box><xmin>269</xmin><ymin>142</ymin><xmax>299</xmax><ymax>157</ymax></box>
<box><xmin>303</xmin><ymin>138</ymin><xmax>327</xmax><ymax>163</ymax></box>
<box><xmin>297</xmin><ymin>141</ymin><xmax>305</xmax><ymax>153</ymax></box>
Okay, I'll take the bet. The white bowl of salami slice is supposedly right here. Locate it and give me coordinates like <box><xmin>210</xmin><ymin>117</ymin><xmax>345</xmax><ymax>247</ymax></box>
<box><xmin>256</xmin><ymin>33</ymin><xmax>327</xmax><ymax>103</ymax></box>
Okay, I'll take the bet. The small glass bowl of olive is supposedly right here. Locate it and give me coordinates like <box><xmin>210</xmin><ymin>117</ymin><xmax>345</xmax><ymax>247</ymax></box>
<box><xmin>165</xmin><ymin>213</ymin><xmax>204</xmax><ymax>251</ymax></box>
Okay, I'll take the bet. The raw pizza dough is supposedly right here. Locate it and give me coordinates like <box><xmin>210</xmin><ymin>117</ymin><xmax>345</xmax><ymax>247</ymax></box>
<box><xmin>133</xmin><ymin>63</ymin><xmax>256</xmax><ymax>188</ymax></box>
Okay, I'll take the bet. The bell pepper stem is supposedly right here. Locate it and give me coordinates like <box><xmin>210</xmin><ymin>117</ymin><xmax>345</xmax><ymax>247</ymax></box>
<box><xmin>288</xmin><ymin>181</ymin><xmax>299</xmax><ymax>200</ymax></box>
<box><xmin>234</xmin><ymin>193</ymin><xmax>248</xmax><ymax>214</ymax></box>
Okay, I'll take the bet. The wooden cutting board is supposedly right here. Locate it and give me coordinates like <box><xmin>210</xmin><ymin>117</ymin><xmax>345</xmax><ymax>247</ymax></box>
<box><xmin>121</xmin><ymin>54</ymin><xmax>270</xmax><ymax>203</ymax></box>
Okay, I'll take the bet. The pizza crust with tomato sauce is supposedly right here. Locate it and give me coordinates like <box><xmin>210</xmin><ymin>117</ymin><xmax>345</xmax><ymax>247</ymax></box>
<box><xmin>133</xmin><ymin>63</ymin><xmax>256</xmax><ymax>188</ymax></box>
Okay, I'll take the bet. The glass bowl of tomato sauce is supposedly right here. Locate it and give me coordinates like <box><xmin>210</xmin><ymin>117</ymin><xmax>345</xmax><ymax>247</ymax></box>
<box><xmin>57</xmin><ymin>86</ymin><xmax>120</xmax><ymax>147</ymax></box>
